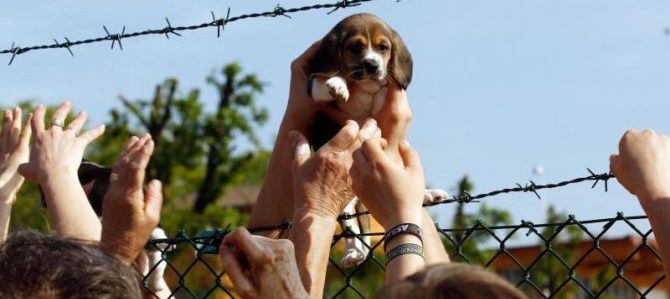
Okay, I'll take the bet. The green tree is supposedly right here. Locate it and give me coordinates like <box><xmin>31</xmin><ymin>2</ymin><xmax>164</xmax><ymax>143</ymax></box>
<box><xmin>92</xmin><ymin>63</ymin><xmax>268</xmax><ymax>218</ymax></box>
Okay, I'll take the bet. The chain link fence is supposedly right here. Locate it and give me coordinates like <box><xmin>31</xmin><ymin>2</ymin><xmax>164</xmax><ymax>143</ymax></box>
<box><xmin>143</xmin><ymin>172</ymin><xmax>666</xmax><ymax>299</ymax></box>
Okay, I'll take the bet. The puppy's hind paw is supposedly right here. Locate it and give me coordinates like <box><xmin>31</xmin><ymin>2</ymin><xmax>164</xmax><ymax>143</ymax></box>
<box><xmin>340</xmin><ymin>248</ymin><xmax>366</xmax><ymax>269</ymax></box>
<box><xmin>424</xmin><ymin>188</ymin><xmax>450</xmax><ymax>205</ymax></box>
<box><xmin>326</xmin><ymin>77</ymin><xmax>349</xmax><ymax>102</ymax></box>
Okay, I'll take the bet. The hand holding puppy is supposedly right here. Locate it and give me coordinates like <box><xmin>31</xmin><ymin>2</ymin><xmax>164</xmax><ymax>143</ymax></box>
<box><xmin>290</xmin><ymin>119</ymin><xmax>379</xmax><ymax>219</ymax></box>
<box><xmin>350</xmin><ymin>138</ymin><xmax>425</xmax><ymax>230</ymax></box>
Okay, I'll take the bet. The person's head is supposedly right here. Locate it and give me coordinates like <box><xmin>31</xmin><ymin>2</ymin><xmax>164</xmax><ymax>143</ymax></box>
<box><xmin>0</xmin><ymin>230</ymin><xmax>142</xmax><ymax>299</ymax></box>
<box><xmin>377</xmin><ymin>263</ymin><xmax>528</xmax><ymax>299</ymax></box>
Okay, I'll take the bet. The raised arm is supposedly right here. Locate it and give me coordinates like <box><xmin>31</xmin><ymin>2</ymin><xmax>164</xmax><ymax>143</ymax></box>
<box><xmin>0</xmin><ymin>108</ymin><xmax>31</xmax><ymax>244</ymax></box>
<box><xmin>18</xmin><ymin>102</ymin><xmax>105</xmax><ymax>240</ymax></box>
<box><xmin>249</xmin><ymin>42</ymin><xmax>327</xmax><ymax>237</ymax></box>
<box><xmin>610</xmin><ymin>129</ymin><xmax>670</xmax><ymax>280</ymax></box>
<box><xmin>289</xmin><ymin>119</ymin><xmax>378</xmax><ymax>298</ymax></box>
<box><xmin>350</xmin><ymin>137</ymin><xmax>426</xmax><ymax>284</ymax></box>
<box><xmin>373</xmin><ymin>78</ymin><xmax>450</xmax><ymax>265</ymax></box>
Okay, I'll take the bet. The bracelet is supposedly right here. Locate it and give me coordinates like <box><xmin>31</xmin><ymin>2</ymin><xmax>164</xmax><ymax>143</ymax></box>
<box><xmin>383</xmin><ymin>223</ymin><xmax>422</xmax><ymax>251</ymax></box>
<box><xmin>385</xmin><ymin>243</ymin><xmax>424</xmax><ymax>265</ymax></box>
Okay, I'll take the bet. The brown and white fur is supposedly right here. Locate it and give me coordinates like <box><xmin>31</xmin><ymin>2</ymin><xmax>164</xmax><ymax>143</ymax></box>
<box><xmin>307</xmin><ymin>13</ymin><xmax>448</xmax><ymax>269</ymax></box>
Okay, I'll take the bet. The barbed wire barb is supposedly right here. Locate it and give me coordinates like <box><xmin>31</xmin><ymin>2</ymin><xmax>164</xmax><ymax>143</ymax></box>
<box><xmin>8</xmin><ymin>42</ymin><xmax>21</xmax><ymax>65</ymax></box>
<box><xmin>273</xmin><ymin>5</ymin><xmax>292</xmax><ymax>18</ymax></box>
<box><xmin>163</xmin><ymin>18</ymin><xmax>182</xmax><ymax>39</ymax></box>
<box><xmin>103</xmin><ymin>25</ymin><xmax>126</xmax><ymax>50</ymax></box>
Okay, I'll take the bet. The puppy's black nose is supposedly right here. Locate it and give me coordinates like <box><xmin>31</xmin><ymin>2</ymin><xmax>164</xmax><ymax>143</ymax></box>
<box><xmin>363</xmin><ymin>60</ymin><xmax>379</xmax><ymax>73</ymax></box>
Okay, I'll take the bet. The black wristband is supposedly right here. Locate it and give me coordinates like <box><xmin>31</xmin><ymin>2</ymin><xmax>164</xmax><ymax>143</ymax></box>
<box><xmin>384</xmin><ymin>223</ymin><xmax>422</xmax><ymax>251</ymax></box>
<box><xmin>385</xmin><ymin>243</ymin><xmax>424</xmax><ymax>265</ymax></box>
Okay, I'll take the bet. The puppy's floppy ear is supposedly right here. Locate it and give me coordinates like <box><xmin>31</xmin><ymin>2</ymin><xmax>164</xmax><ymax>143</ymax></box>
<box><xmin>309</xmin><ymin>29</ymin><xmax>342</xmax><ymax>76</ymax></box>
<box><xmin>389</xmin><ymin>29</ymin><xmax>413</xmax><ymax>89</ymax></box>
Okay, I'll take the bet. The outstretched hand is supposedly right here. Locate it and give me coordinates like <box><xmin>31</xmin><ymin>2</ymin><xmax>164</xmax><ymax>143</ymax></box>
<box><xmin>19</xmin><ymin>102</ymin><xmax>105</xmax><ymax>185</ymax></box>
<box><xmin>350</xmin><ymin>138</ymin><xmax>425</xmax><ymax>230</ymax></box>
<box><xmin>610</xmin><ymin>129</ymin><xmax>670</xmax><ymax>203</ymax></box>
<box><xmin>290</xmin><ymin>119</ymin><xmax>380</xmax><ymax>219</ymax></box>
<box><xmin>0</xmin><ymin>108</ymin><xmax>32</xmax><ymax>201</ymax></box>
<box><xmin>100</xmin><ymin>135</ymin><xmax>163</xmax><ymax>265</ymax></box>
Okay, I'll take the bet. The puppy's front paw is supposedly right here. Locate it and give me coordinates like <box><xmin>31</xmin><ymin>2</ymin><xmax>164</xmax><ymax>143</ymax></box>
<box><xmin>326</xmin><ymin>77</ymin><xmax>349</xmax><ymax>102</ymax></box>
<box><xmin>424</xmin><ymin>188</ymin><xmax>450</xmax><ymax>204</ymax></box>
<box><xmin>340</xmin><ymin>248</ymin><xmax>366</xmax><ymax>269</ymax></box>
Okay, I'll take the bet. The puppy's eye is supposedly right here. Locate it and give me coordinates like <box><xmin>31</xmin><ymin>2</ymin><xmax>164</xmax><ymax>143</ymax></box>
<box><xmin>349</xmin><ymin>44</ymin><xmax>364</xmax><ymax>54</ymax></box>
<box><xmin>378</xmin><ymin>44</ymin><xmax>389</xmax><ymax>52</ymax></box>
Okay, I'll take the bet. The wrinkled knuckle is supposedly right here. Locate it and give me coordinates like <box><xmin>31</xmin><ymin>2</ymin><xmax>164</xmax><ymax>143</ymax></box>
<box><xmin>276</xmin><ymin>239</ymin><xmax>294</xmax><ymax>254</ymax></box>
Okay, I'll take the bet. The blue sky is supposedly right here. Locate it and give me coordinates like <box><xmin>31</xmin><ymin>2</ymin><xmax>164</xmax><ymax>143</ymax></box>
<box><xmin>1</xmin><ymin>0</ymin><xmax>669</xmax><ymax>234</ymax></box>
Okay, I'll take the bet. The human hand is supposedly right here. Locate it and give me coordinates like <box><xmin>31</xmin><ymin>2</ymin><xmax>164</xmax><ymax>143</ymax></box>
<box><xmin>283</xmin><ymin>41</ymin><xmax>329</xmax><ymax>133</ymax></box>
<box><xmin>290</xmin><ymin>119</ymin><xmax>380</xmax><ymax>219</ymax></box>
<box><xmin>18</xmin><ymin>102</ymin><xmax>105</xmax><ymax>185</ymax></box>
<box><xmin>0</xmin><ymin>108</ymin><xmax>32</xmax><ymax>202</ymax></box>
<box><xmin>373</xmin><ymin>77</ymin><xmax>412</xmax><ymax>163</ymax></box>
<box><xmin>610</xmin><ymin>129</ymin><xmax>670</xmax><ymax>204</ymax></box>
<box><xmin>100</xmin><ymin>135</ymin><xmax>163</xmax><ymax>265</ymax></box>
<box><xmin>351</xmin><ymin>138</ymin><xmax>425</xmax><ymax>230</ymax></box>
<box><xmin>220</xmin><ymin>227</ymin><xmax>308</xmax><ymax>299</ymax></box>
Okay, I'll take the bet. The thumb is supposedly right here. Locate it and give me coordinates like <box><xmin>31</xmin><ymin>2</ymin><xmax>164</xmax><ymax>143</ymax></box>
<box><xmin>399</xmin><ymin>140</ymin><xmax>422</xmax><ymax>171</ymax></box>
<box><xmin>609</xmin><ymin>153</ymin><xmax>620</xmax><ymax>175</ymax></box>
<box><xmin>143</xmin><ymin>180</ymin><xmax>163</xmax><ymax>226</ymax></box>
<box><xmin>289</xmin><ymin>130</ymin><xmax>310</xmax><ymax>168</ymax></box>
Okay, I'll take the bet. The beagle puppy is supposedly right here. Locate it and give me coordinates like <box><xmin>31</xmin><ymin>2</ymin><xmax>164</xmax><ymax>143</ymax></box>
<box><xmin>307</xmin><ymin>13</ymin><xmax>448</xmax><ymax>269</ymax></box>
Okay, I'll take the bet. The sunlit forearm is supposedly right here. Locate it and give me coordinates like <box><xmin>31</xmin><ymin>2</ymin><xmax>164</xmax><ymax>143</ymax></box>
<box><xmin>290</xmin><ymin>210</ymin><xmax>337</xmax><ymax>298</ymax></box>
<box><xmin>41</xmin><ymin>174</ymin><xmax>101</xmax><ymax>241</ymax></box>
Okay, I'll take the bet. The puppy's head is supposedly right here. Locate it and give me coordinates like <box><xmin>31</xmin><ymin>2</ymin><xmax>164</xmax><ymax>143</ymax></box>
<box><xmin>310</xmin><ymin>13</ymin><xmax>413</xmax><ymax>88</ymax></box>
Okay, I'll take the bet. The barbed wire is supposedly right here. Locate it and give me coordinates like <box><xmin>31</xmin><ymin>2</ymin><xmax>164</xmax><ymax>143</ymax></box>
<box><xmin>338</xmin><ymin>169</ymin><xmax>614</xmax><ymax>221</ymax></box>
<box><xmin>0</xmin><ymin>0</ymin><xmax>391</xmax><ymax>65</ymax></box>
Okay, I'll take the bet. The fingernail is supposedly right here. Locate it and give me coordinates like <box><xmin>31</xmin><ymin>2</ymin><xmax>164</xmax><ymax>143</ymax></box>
<box><xmin>361</xmin><ymin>118</ymin><xmax>377</xmax><ymax>138</ymax></box>
<box><xmin>296</xmin><ymin>141</ymin><xmax>310</xmax><ymax>157</ymax></box>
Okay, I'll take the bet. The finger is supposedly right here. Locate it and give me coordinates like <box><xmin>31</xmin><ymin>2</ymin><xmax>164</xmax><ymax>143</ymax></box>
<box><xmin>66</xmin><ymin>111</ymin><xmax>88</xmax><ymax>134</ymax></box>
<box><xmin>18</xmin><ymin>113</ymin><xmax>33</xmax><ymax>151</ymax></box>
<box><xmin>31</xmin><ymin>104</ymin><xmax>46</xmax><ymax>134</ymax></box>
<box><xmin>128</xmin><ymin>138</ymin><xmax>154</xmax><ymax>187</ymax></box>
<box><xmin>349</xmin><ymin>118</ymin><xmax>378</xmax><ymax>152</ymax></box>
<box><xmin>1</xmin><ymin>110</ymin><xmax>12</xmax><ymax>154</ymax></box>
<box><xmin>378</xmin><ymin>77</ymin><xmax>411</xmax><ymax>150</ymax></box>
<box><xmin>361</xmin><ymin>137</ymin><xmax>390</xmax><ymax>167</ymax></box>
<box><xmin>321</xmin><ymin>106</ymin><xmax>356</xmax><ymax>126</ymax></box>
<box><xmin>351</xmin><ymin>148</ymin><xmax>371</xmax><ymax>178</ymax></box>
<box><xmin>124</xmin><ymin>136</ymin><xmax>140</xmax><ymax>151</ymax></box>
<box><xmin>609</xmin><ymin>153</ymin><xmax>620</xmax><ymax>175</ymax></box>
<box><xmin>130</xmin><ymin>134</ymin><xmax>152</xmax><ymax>153</ymax></box>
<box><xmin>220</xmin><ymin>245</ymin><xmax>256</xmax><ymax>298</ymax></box>
<box><xmin>50</xmin><ymin>101</ymin><xmax>72</xmax><ymax>130</ymax></box>
<box><xmin>321</xmin><ymin>120</ymin><xmax>359</xmax><ymax>152</ymax></box>
<box><xmin>399</xmin><ymin>141</ymin><xmax>422</xmax><ymax>171</ymax></box>
<box><xmin>223</xmin><ymin>227</ymin><xmax>266</xmax><ymax>263</ymax></box>
<box><xmin>78</xmin><ymin>124</ymin><xmax>106</xmax><ymax>144</ymax></box>
<box><xmin>289</xmin><ymin>130</ymin><xmax>310</xmax><ymax>168</ymax></box>
<box><xmin>291</xmin><ymin>40</ymin><xmax>321</xmax><ymax>75</ymax></box>
<box><xmin>143</xmin><ymin>180</ymin><xmax>163</xmax><ymax>225</ymax></box>
<box><xmin>9</xmin><ymin>107</ymin><xmax>22</xmax><ymax>150</ymax></box>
